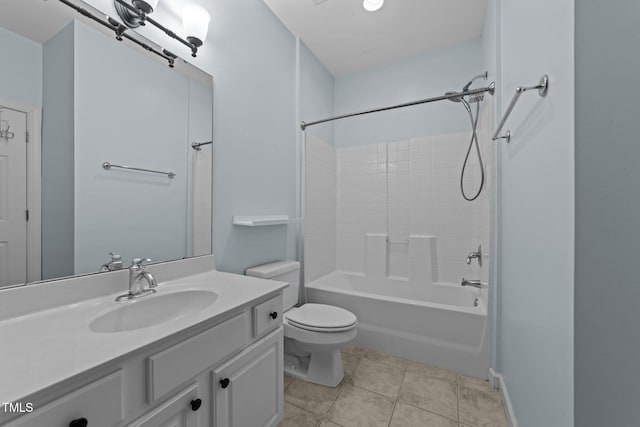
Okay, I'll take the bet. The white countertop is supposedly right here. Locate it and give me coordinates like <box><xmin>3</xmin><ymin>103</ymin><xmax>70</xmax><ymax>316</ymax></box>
<box><xmin>0</xmin><ymin>269</ymin><xmax>287</xmax><ymax>404</ymax></box>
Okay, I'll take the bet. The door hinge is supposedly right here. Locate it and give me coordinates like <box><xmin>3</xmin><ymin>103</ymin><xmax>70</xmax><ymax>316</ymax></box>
<box><xmin>25</xmin><ymin>210</ymin><xmax>29</xmax><ymax>221</ymax></box>
<box><xmin>25</xmin><ymin>131</ymin><xmax>29</xmax><ymax>143</ymax></box>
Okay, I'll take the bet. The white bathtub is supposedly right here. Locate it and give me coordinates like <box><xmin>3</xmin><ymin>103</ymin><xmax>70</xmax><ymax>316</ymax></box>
<box><xmin>305</xmin><ymin>271</ymin><xmax>490</xmax><ymax>378</ymax></box>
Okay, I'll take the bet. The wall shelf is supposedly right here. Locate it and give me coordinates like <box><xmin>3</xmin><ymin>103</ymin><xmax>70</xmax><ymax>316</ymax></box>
<box><xmin>232</xmin><ymin>215</ymin><xmax>301</xmax><ymax>227</ymax></box>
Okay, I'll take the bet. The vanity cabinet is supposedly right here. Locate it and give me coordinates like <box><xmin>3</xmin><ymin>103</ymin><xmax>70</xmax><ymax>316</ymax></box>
<box><xmin>3</xmin><ymin>292</ymin><xmax>284</xmax><ymax>427</ymax></box>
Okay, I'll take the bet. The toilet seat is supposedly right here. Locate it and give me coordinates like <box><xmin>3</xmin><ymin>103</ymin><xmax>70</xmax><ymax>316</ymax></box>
<box><xmin>285</xmin><ymin>304</ymin><xmax>357</xmax><ymax>332</ymax></box>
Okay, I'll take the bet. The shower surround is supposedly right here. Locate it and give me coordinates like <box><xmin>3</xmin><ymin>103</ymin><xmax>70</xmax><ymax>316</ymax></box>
<box><xmin>303</xmin><ymin>103</ymin><xmax>493</xmax><ymax>376</ymax></box>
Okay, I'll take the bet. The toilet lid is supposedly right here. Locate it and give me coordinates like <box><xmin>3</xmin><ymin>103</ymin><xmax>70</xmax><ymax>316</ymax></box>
<box><xmin>286</xmin><ymin>304</ymin><xmax>357</xmax><ymax>332</ymax></box>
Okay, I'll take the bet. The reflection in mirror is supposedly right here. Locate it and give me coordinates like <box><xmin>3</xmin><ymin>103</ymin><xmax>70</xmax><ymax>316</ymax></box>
<box><xmin>0</xmin><ymin>0</ymin><xmax>213</xmax><ymax>289</ymax></box>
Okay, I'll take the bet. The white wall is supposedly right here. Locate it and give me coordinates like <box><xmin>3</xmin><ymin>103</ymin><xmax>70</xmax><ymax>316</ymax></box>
<box><xmin>0</xmin><ymin>26</ymin><xmax>42</xmax><ymax>107</ymax></box>
<box><xmin>494</xmin><ymin>0</ymin><xmax>575</xmax><ymax>426</ymax></box>
<box><xmin>334</xmin><ymin>39</ymin><xmax>484</xmax><ymax>148</ymax></box>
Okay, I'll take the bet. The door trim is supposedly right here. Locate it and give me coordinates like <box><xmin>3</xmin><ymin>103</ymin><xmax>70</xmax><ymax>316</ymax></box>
<box><xmin>0</xmin><ymin>96</ymin><xmax>42</xmax><ymax>284</ymax></box>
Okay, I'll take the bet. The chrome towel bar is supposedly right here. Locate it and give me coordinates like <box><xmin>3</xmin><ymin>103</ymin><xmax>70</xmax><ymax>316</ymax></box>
<box><xmin>493</xmin><ymin>75</ymin><xmax>549</xmax><ymax>143</ymax></box>
<box><xmin>102</xmin><ymin>162</ymin><xmax>176</xmax><ymax>178</ymax></box>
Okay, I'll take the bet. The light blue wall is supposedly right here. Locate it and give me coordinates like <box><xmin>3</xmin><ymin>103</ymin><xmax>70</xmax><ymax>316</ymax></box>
<box><xmin>207</xmin><ymin>0</ymin><xmax>298</xmax><ymax>274</ymax></box>
<box><xmin>42</xmin><ymin>23</ymin><xmax>74</xmax><ymax>280</ymax></box>
<box><xmin>73</xmin><ymin>20</ymin><xmax>190</xmax><ymax>274</ymax></box>
<box><xmin>81</xmin><ymin>0</ymin><xmax>333</xmax><ymax>275</ymax></box>
<box><xmin>334</xmin><ymin>39</ymin><xmax>484</xmax><ymax>148</ymax></box>
<box><xmin>0</xmin><ymin>26</ymin><xmax>42</xmax><ymax>107</ymax></box>
<box><xmin>300</xmin><ymin>41</ymin><xmax>334</xmax><ymax>146</ymax></box>
<box><xmin>495</xmin><ymin>0</ymin><xmax>575</xmax><ymax>426</ymax></box>
<box><xmin>575</xmin><ymin>2</ymin><xmax>640</xmax><ymax>426</ymax></box>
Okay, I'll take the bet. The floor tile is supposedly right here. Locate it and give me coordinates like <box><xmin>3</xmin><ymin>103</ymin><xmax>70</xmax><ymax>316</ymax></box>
<box><xmin>285</xmin><ymin>378</ymin><xmax>342</xmax><ymax>415</ymax></box>
<box><xmin>458</xmin><ymin>385</ymin><xmax>508</xmax><ymax>427</ymax></box>
<box><xmin>352</xmin><ymin>358</ymin><xmax>404</xmax><ymax>400</ymax></box>
<box><xmin>365</xmin><ymin>349</ymin><xmax>408</xmax><ymax>370</ymax></box>
<box><xmin>399</xmin><ymin>371</ymin><xmax>458</xmax><ymax>420</ymax></box>
<box><xmin>278</xmin><ymin>402</ymin><xmax>322</xmax><ymax>427</ymax></box>
<box><xmin>342</xmin><ymin>352</ymin><xmax>361</xmax><ymax>375</ymax></box>
<box><xmin>328</xmin><ymin>384</ymin><xmax>395</xmax><ymax>427</ymax></box>
<box><xmin>390</xmin><ymin>403</ymin><xmax>457</xmax><ymax>427</ymax></box>
<box><xmin>284</xmin><ymin>373</ymin><xmax>294</xmax><ymax>391</ymax></box>
<box><xmin>458</xmin><ymin>374</ymin><xmax>493</xmax><ymax>393</ymax></box>
<box><xmin>406</xmin><ymin>360</ymin><xmax>458</xmax><ymax>383</ymax></box>
<box><xmin>342</xmin><ymin>344</ymin><xmax>368</xmax><ymax>359</ymax></box>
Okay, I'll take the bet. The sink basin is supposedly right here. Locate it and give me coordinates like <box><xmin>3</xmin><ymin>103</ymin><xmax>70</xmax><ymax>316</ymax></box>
<box><xmin>90</xmin><ymin>290</ymin><xmax>218</xmax><ymax>333</ymax></box>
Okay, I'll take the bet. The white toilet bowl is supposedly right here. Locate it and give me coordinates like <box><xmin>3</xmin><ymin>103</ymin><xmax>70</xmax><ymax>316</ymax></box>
<box><xmin>245</xmin><ymin>261</ymin><xmax>358</xmax><ymax>388</ymax></box>
<box><xmin>283</xmin><ymin>303</ymin><xmax>357</xmax><ymax>387</ymax></box>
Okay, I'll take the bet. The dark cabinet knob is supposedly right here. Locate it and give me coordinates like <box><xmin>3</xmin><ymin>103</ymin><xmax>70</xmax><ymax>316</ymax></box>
<box><xmin>69</xmin><ymin>418</ymin><xmax>88</xmax><ymax>427</ymax></box>
<box><xmin>190</xmin><ymin>398</ymin><xmax>202</xmax><ymax>411</ymax></box>
<box><xmin>220</xmin><ymin>378</ymin><xmax>230</xmax><ymax>389</ymax></box>
<box><xmin>270</xmin><ymin>311</ymin><xmax>278</xmax><ymax>319</ymax></box>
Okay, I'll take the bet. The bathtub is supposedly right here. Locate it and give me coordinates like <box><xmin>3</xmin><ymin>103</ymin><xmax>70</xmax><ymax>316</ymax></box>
<box><xmin>305</xmin><ymin>271</ymin><xmax>490</xmax><ymax>378</ymax></box>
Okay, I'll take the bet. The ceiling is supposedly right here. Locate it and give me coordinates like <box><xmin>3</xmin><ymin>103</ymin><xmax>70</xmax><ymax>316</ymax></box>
<box><xmin>264</xmin><ymin>0</ymin><xmax>487</xmax><ymax>76</ymax></box>
<box><xmin>0</xmin><ymin>0</ymin><xmax>74</xmax><ymax>43</ymax></box>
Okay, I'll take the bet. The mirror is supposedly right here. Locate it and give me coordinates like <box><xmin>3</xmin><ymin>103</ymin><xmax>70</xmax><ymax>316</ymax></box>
<box><xmin>0</xmin><ymin>0</ymin><xmax>213</xmax><ymax>288</ymax></box>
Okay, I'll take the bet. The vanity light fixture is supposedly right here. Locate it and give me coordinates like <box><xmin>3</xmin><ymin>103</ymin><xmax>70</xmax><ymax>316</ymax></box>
<box><xmin>114</xmin><ymin>0</ymin><xmax>210</xmax><ymax>57</ymax></box>
<box><xmin>182</xmin><ymin>4</ymin><xmax>210</xmax><ymax>48</ymax></box>
<box><xmin>363</xmin><ymin>0</ymin><xmax>384</xmax><ymax>12</ymax></box>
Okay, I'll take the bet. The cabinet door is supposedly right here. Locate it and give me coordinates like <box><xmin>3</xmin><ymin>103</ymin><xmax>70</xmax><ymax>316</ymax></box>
<box><xmin>130</xmin><ymin>383</ymin><xmax>201</xmax><ymax>427</ymax></box>
<box><xmin>213</xmin><ymin>328</ymin><xmax>283</xmax><ymax>427</ymax></box>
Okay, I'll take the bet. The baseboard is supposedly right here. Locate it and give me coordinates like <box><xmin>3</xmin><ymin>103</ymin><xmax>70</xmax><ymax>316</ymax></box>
<box><xmin>489</xmin><ymin>368</ymin><xmax>518</xmax><ymax>427</ymax></box>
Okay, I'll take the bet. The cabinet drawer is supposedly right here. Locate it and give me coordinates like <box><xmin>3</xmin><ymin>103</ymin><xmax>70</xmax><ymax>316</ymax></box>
<box><xmin>7</xmin><ymin>370</ymin><xmax>123</xmax><ymax>427</ymax></box>
<box><xmin>252</xmin><ymin>294</ymin><xmax>282</xmax><ymax>338</ymax></box>
<box><xmin>148</xmin><ymin>312</ymin><xmax>248</xmax><ymax>402</ymax></box>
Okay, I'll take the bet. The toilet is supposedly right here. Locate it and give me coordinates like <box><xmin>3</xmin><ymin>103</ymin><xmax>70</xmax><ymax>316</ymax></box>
<box><xmin>245</xmin><ymin>261</ymin><xmax>357</xmax><ymax>387</ymax></box>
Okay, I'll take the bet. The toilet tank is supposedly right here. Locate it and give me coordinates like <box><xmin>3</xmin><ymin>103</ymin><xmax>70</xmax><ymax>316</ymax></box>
<box><xmin>245</xmin><ymin>261</ymin><xmax>300</xmax><ymax>311</ymax></box>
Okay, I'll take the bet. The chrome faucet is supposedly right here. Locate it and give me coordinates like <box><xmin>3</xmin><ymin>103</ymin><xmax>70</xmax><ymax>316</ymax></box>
<box><xmin>99</xmin><ymin>252</ymin><xmax>124</xmax><ymax>272</ymax></box>
<box><xmin>115</xmin><ymin>258</ymin><xmax>157</xmax><ymax>302</ymax></box>
<box><xmin>461</xmin><ymin>278</ymin><xmax>482</xmax><ymax>289</ymax></box>
<box><xmin>466</xmin><ymin>244</ymin><xmax>483</xmax><ymax>266</ymax></box>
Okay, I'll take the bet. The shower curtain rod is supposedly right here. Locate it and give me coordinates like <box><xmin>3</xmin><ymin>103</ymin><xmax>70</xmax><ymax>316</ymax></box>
<box><xmin>300</xmin><ymin>82</ymin><xmax>495</xmax><ymax>130</ymax></box>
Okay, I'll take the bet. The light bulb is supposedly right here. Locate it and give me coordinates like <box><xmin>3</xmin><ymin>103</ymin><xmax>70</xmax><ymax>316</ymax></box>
<box><xmin>363</xmin><ymin>0</ymin><xmax>384</xmax><ymax>12</ymax></box>
<box><xmin>182</xmin><ymin>3</ymin><xmax>211</xmax><ymax>47</ymax></box>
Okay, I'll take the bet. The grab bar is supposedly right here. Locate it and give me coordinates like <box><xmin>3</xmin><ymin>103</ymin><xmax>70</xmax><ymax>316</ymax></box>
<box><xmin>493</xmin><ymin>75</ymin><xmax>549</xmax><ymax>143</ymax></box>
<box><xmin>102</xmin><ymin>162</ymin><xmax>176</xmax><ymax>178</ymax></box>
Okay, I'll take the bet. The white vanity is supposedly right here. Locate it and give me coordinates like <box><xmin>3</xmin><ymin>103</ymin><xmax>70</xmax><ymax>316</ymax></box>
<box><xmin>0</xmin><ymin>256</ymin><xmax>287</xmax><ymax>427</ymax></box>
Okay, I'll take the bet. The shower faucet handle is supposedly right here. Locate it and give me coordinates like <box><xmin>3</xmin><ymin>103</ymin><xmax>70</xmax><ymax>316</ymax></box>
<box><xmin>466</xmin><ymin>245</ymin><xmax>483</xmax><ymax>267</ymax></box>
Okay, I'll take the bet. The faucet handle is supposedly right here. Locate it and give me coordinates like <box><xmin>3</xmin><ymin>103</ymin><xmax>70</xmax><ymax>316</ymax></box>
<box><xmin>131</xmin><ymin>258</ymin><xmax>152</xmax><ymax>268</ymax></box>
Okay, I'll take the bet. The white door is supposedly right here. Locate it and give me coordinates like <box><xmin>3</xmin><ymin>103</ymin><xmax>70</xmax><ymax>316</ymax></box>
<box><xmin>0</xmin><ymin>106</ymin><xmax>27</xmax><ymax>288</ymax></box>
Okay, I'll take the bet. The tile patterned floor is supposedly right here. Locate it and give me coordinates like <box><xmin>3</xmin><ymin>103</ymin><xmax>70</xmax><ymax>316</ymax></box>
<box><xmin>279</xmin><ymin>344</ymin><xmax>508</xmax><ymax>427</ymax></box>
